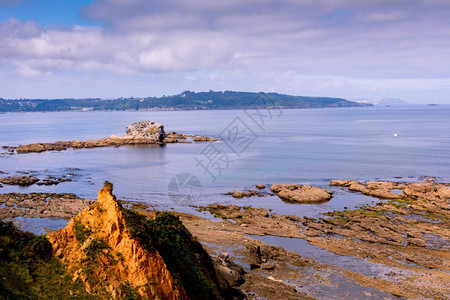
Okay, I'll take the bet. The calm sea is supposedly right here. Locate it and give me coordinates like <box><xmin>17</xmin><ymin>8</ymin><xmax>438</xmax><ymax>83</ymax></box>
<box><xmin>1</xmin><ymin>106</ymin><xmax>449</xmax><ymax>221</ymax></box>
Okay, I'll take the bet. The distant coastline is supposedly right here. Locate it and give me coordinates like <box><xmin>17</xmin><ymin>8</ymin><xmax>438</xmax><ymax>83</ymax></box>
<box><xmin>0</xmin><ymin>90</ymin><xmax>371</xmax><ymax>113</ymax></box>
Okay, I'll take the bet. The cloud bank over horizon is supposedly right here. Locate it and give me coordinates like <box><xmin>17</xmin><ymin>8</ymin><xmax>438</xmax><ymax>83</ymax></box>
<box><xmin>1</xmin><ymin>0</ymin><xmax>450</xmax><ymax>103</ymax></box>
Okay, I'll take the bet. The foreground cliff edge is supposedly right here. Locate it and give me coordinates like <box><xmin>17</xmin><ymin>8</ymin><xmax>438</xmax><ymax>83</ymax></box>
<box><xmin>45</xmin><ymin>182</ymin><xmax>232</xmax><ymax>299</ymax></box>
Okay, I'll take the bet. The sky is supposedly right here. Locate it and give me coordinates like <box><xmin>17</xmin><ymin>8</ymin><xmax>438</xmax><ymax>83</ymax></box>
<box><xmin>1</xmin><ymin>0</ymin><xmax>450</xmax><ymax>103</ymax></box>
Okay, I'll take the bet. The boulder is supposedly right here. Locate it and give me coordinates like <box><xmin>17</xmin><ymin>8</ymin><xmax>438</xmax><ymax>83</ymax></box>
<box><xmin>125</xmin><ymin>121</ymin><xmax>166</xmax><ymax>142</ymax></box>
<box><xmin>271</xmin><ymin>184</ymin><xmax>332</xmax><ymax>203</ymax></box>
<box><xmin>213</xmin><ymin>253</ymin><xmax>245</xmax><ymax>287</ymax></box>
<box><xmin>256</xmin><ymin>184</ymin><xmax>266</xmax><ymax>189</ymax></box>
<box><xmin>232</xmin><ymin>190</ymin><xmax>244</xmax><ymax>198</ymax></box>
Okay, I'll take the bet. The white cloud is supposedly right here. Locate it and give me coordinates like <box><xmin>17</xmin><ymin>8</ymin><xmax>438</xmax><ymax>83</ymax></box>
<box><xmin>1</xmin><ymin>0</ymin><xmax>450</xmax><ymax>102</ymax></box>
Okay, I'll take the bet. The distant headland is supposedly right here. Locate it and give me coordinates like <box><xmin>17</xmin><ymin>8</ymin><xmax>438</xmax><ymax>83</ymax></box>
<box><xmin>0</xmin><ymin>90</ymin><xmax>371</xmax><ymax>112</ymax></box>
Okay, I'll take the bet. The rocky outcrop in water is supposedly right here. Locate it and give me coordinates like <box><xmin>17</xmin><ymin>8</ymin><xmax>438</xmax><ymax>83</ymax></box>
<box><xmin>330</xmin><ymin>180</ymin><xmax>406</xmax><ymax>199</ymax></box>
<box><xmin>13</xmin><ymin>121</ymin><xmax>216</xmax><ymax>154</ymax></box>
<box><xmin>0</xmin><ymin>175</ymin><xmax>39</xmax><ymax>186</ymax></box>
<box><xmin>228</xmin><ymin>190</ymin><xmax>264</xmax><ymax>198</ymax></box>
<box><xmin>270</xmin><ymin>184</ymin><xmax>332</xmax><ymax>203</ymax></box>
<box><xmin>0</xmin><ymin>175</ymin><xmax>72</xmax><ymax>186</ymax></box>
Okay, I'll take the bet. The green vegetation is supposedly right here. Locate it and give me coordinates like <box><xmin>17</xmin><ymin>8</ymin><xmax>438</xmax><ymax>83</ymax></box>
<box><xmin>74</xmin><ymin>220</ymin><xmax>92</xmax><ymax>244</ymax></box>
<box><xmin>84</xmin><ymin>238</ymin><xmax>112</xmax><ymax>260</ymax></box>
<box><xmin>123</xmin><ymin>209</ymin><xmax>223</xmax><ymax>300</ymax></box>
<box><xmin>0</xmin><ymin>219</ymin><xmax>94</xmax><ymax>299</ymax></box>
<box><xmin>0</xmin><ymin>90</ymin><xmax>370</xmax><ymax>112</ymax></box>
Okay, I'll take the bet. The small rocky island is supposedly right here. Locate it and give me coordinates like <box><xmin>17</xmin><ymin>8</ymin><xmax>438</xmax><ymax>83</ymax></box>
<box><xmin>4</xmin><ymin>120</ymin><xmax>217</xmax><ymax>154</ymax></box>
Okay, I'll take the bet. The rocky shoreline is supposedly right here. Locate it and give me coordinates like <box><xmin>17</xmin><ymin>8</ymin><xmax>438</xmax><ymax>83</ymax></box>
<box><xmin>1</xmin><ymin>179</ymin><xmax>449</xmax><ymax>299</ymax></box>
<box><xmin>157</xmin><ymin>179</ymin><xmax>450</xmax><ymax>299</ymax></box>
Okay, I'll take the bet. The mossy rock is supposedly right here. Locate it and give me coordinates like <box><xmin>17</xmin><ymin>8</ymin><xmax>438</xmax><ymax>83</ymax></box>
<box><xmin>123</xmin><ymin>209</ymin><xmax>225</xmax><ymax>300</ymax></box>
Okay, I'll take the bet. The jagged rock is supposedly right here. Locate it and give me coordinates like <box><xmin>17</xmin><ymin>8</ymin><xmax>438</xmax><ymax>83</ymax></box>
<box><xmin>270</xmin><ymin>184</ymin><xmax>332</xmax><ymax>203</ymax></box>
<box><xmin>47</xmin><ymin>184</ymin><xmax>186</xmax><ymax>299</ymax></box>
<box><xmin>47</xmin><ymin>183</ymin><xmax>228</xmax><ymax>299</ymax></box>
<box><xmin>125</xmin><ymin>121</ymin><xmax>166</xmax><ymax>141</ymax></box>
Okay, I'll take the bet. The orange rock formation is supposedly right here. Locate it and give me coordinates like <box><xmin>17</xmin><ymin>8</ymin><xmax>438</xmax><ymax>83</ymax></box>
<box><xmin>47</xmin><ymin>184</ymin><xmax>187</xmax><ymax>299</ymax></box>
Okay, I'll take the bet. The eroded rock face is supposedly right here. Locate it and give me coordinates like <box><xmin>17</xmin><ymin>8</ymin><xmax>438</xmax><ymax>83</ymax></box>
<box><xmin>125</xmin><ymin>121</ymin><xmax>166</xmax><ymax>141</ymax></box>
<box><xmin>270</xmin><ymin>184</ymin><xmax>332</xmax><ymax>203</ymax></box>
<box><xmin>47</xmin><ymin>185</ymin><xmax>186</xmax><ymax>299</ymax></box>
